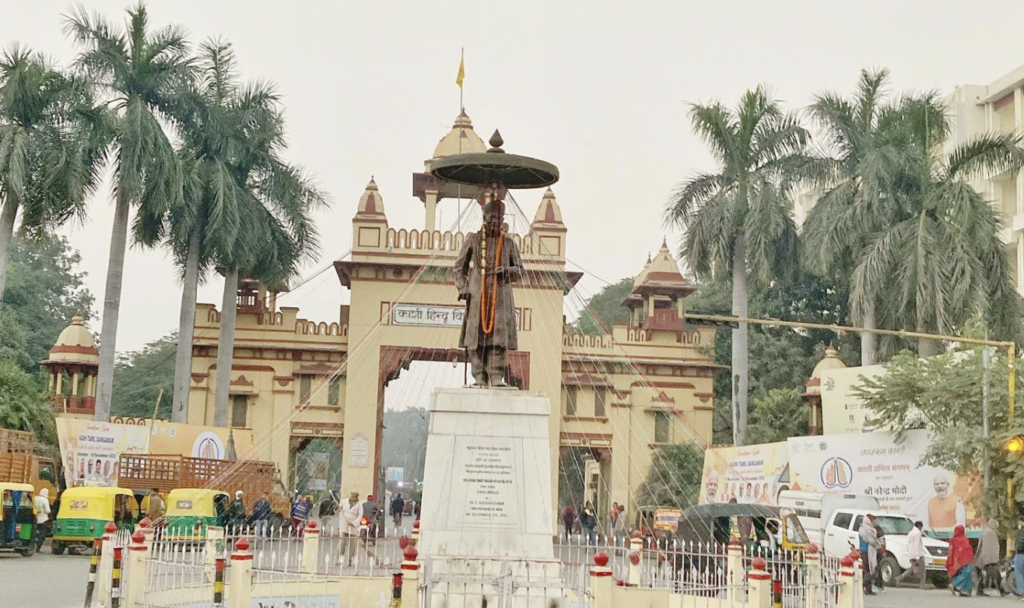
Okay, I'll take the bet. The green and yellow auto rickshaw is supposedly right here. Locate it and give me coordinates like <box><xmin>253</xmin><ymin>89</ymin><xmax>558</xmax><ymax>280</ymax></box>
<box><xmin>164</xmin><ymin>489</ymin><xmax>229</xmax><ymax>539</ymax></box>
<box><xmin>52</xmin><ymin>486</ymin><xmax>137</xmax><ymax>554</ymax></box>
<box><xmin>0</xmin><ymin>482</ymin><xmax>37</xmax><ymax>557</ymax></box>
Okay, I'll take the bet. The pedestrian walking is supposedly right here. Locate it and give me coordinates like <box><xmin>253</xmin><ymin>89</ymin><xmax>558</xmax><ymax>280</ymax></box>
<box><xmin>613</xmin><ymin>504</ymin><xmax>627</xmax><ymax>549</ymax></box>
<box><xmin>251</xmin><ymin>492</ymin><xmax>272</xmax><ymax>537</ymax></box>
<box><xmin>976</xmin><ymin>519</ymin><xmax>1006</xmax><ymax>596</ymax></box>
<box><xmin>362</xmin><ymin>494</ymin><xmax>379</xmax><ymax>538</ymax></box>
<box><xmin>148</xmin><ymin>488</ymin><xmax>166</xmax><ymax>521</ymax></box>
<box><xmin>859</xmin><ymin>514</ymin><xmax>881</xmax><ymax>595</ymax></box>
<box><xmin>228</xmin><ymin>490</ymin><xmax>247</xmax><ymax>530</ymax></box>
<box><xmin>895</xmin><ymin>521</ymin><xmax>927</xmax><ymax>589</ymax></box>
<box><xmin>391</xmin><ymin>494</ymin><xmax>404</xmax><ymax>528</ymax></box>
<box><xmin>1013</xmin><ymin>519</ymin><xmax>1024</xmax><ymax>598</ymax></box>
<box><xmin>581</xmin><ymin>502</ymin><xmax>598</xmax><ymax>546</ymax></box>
<box><xmin>562</xmin><ymin>504</ymin><xmax>577</xmax><ymax>543</ymax></box>
<box><xmin>290</xmin><ymin>493</ymin><xmax>311</xmax><ymax>531</ymax></box>
<box><xmin>33</xmin><ymin>488</ymin><xmax>51</xmax><ymax>550</ymax></box>
<box><xmin>339</xmin><ymin>491</ymin><xmax>361</xmax><ymax>567</ymax></box>
<box><xmin>948</xmin><ymin>525</ymin><xmax>975</xmax><ymax>596</ymax></box>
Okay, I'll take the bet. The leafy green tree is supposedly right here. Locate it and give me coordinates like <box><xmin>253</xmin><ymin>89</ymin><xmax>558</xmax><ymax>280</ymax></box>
<box><xmin>0</xmin><ymin>360</ymin><xmax>56</xmax><ymax>444</ymax></box>
<box><xmin>110</xmin><ymin>334</ymin><xmax>176</xmax><ymax>420</ymax></box>
<box><xmin>639</xmin><ymin>443</ymin><xmax>704</xmax><ymax>508</ymax></box>
<box><xmin>202</xmin><ymin>77</ymin><xmax>324</xmax><ymax>427</ymax></box>
<box><xmin>666</xmin><ymin>87</ymin><xmax>810</xmax><ymax>445</ymax></box>
<box><xmin>0</xmin><ymin>45</ymin><xmax>105</xmax><ymax>314</ymax></box>
<box><xmin>2</xmin><ymin>234</ymin><xmax>95</xmax><ymax>373</ymax></box>
<box><xmin>570</xmin><ymin>277</ymin><xmax>634</xmax><ymax>334</ymax></box>
<box><xmin>746</xmin><ymin>388</ymin><xmax>808</xmax><ymax>444</ymax></box>
<box><xmin>65</xmin><ymin>3</ymin><xmax>194</xmax><ymax>421</ymax></box>
<box><xmin>687</xmin><ymin>271</ymin><xmax>859</xmax><ymax>444</ymax></box>
<box><xmin>852</xmin><ymin>345</ymin><xmax>1017</xmax><ymax>520</ymax></box>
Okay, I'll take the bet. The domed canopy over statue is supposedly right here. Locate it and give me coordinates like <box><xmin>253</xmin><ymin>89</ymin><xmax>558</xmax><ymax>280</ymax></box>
<box><xmin>431</xmin><ymin>131</ymin><xmax>559</xmax><ymax>387</ymax></box>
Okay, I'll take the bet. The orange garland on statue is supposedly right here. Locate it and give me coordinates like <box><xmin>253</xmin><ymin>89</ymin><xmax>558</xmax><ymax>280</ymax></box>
<box><xmin>479</xmin><ymin>231</ymin><xmax>504</xmax><ymax>335</ymax></box>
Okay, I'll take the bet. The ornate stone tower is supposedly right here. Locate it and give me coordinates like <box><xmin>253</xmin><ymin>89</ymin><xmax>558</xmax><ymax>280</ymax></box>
<box><xmin>43</xmin><ymin>315</ymin><xmax>100</xmax><ymax>419</ymax></box>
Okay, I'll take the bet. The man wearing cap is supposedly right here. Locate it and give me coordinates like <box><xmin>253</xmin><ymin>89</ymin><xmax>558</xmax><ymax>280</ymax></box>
<box><xmin>227</xmin><ymin>490</ymin><xmax>247</xmax><ymax>530</ymax></box>
<box><xmin>339</xmin><ymin>491</ymin><xmax>362</xmax><ymax>567</ymax></box>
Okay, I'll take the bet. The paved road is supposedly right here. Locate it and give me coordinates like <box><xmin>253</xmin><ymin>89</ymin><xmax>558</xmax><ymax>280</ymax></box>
<box><xmin>2</xmin><ymin>545</ymin><xmax>92</xmax><ymax>608</ymax></box>
<box><xmin>867</xmin><ymin>586</ymin><xmax>1019</xmax><ymax>608</ymax></box>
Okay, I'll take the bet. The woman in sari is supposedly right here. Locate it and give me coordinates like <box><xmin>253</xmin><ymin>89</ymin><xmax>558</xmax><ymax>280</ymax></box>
<box><xmin>947</xmin><ymin>525</ymin><xmax>975</xmax><ymax>596</ymax></box>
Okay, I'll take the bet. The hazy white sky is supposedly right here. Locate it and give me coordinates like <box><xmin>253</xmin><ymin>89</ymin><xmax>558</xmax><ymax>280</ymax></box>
<box><xmin>4</xmin><ymin>0</ymin><xmax>1024</xmax><ymax>352</ymax></box>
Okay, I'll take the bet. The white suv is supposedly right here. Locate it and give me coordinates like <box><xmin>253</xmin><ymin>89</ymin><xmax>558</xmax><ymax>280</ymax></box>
<box><xmin>824</xmin><ymin>509</ymin><xmax>950</xmax><ymax>585</ymax></box>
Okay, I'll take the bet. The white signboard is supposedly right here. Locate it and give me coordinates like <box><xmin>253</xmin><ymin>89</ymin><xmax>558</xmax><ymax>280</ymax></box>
<box><xmin>392</xmin><ymin>304</ymin><xmax>464</xmax><ymax>327</ymax></box>
<box><xmin>820</xmin><ymin>364</ymin><xmax>886</xmax><ymax>434</ymax></box>
<box><xmin>448</xmin><ymin>436</ymin><xmax>519</xmax><ymax>529</ymax></box>
<box><xmin>391</xmin><ymin>303</ymin><xmax>521</xmax><ymax>328</ymax></box>
<box><xmin>787</xmin><ymin>430</ymin><xmax>981</xmax><ymax>534</ymax></box>
<box><xmin>348</xmin><ymin>434</ymin><xmax>369</xmax><ymax>468</ymax></box>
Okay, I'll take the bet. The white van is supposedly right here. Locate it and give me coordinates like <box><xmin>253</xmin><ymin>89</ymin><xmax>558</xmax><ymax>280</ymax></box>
<box><xmin>777</xmin><ymin>490</ymin><xmax>880</xmax><ymax>548</ymax></box>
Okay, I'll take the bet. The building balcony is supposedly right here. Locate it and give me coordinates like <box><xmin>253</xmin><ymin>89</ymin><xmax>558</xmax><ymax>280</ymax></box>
<box><xmin>643</xmin><ymin>309</ymin><xmax>685</xmax><ymax>332</ymax></box>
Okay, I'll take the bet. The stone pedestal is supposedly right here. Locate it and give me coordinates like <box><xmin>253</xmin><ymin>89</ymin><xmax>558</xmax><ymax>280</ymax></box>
<box><xmin>420</xmin><ymin>387</ymin><xmax>562</xmax><ymax>607</ymax></box>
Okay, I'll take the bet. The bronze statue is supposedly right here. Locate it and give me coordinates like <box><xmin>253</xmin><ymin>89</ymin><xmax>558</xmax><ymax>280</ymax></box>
<box><xmin>431</xmin><ymin>129</ymin><xmax>557</xmax><ymax>388</ymax></box>
<box><xmin>454</xmin><ymin>193</ymin><xmax>523</xmax><ymax>387</ymax></box>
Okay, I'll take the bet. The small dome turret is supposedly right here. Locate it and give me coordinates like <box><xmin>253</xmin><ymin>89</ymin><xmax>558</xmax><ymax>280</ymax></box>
<box><xmin>356</xmin><ymin>177</ymin><xmax>386</xmax><ymax>217</ymax></box>
<box><xmin>431</xmin><ymin>110</ymin><xmax>486</xmax><ymax>160</ymax></box>
<box><xmin>804</xmin><ymin>344</ymin><xmax>846</xmax><ymax>396</ymax></box>
<box><xmin>533</xmin><ymin>188</ymin><xmax>564</xmax><ymax>225</ymax></box>
<box><xmin>47</xmin><ymin>315</ymin><xmax>99</xmax><ymax>365</ymax></box>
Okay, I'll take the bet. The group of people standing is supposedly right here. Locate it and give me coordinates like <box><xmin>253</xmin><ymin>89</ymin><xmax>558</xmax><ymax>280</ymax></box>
<box><xmin>561</xmin><ymin>501</ymin><xmax>627</xmax><ymax>545</ymax></box>
<box><xmin>860</xmin><ymin>514</ymin><xmax>1012</xmax><ymax>598</ymax></box>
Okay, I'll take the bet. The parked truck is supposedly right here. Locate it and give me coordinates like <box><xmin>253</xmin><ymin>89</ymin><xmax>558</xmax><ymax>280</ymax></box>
<box><xmin>1</xmin><ymin>428</ymin><xmax>60</xmax><ymax>502</ymax></box>
<box><xmin>117</xmin><ymin>453</ymin><xmax>289</xmax><ymax>527</ymax></box>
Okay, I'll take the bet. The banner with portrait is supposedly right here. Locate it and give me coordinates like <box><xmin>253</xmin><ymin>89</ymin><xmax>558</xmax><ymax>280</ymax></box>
<box><xmin>698</xmin><ymin>442</ymin><xmax>790</xmax><ymax>506</ymax></box>
<box><xmin>787</xmin><ymin>430</ymin><xmax>981</xmax><ymax>537</ymax></box>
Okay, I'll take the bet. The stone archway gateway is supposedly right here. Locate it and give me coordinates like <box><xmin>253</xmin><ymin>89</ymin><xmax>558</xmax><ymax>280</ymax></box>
<box><xmin>186</xmin><ymin>108</ymin><xmax>723</xmax><ymax>516</ymax></box>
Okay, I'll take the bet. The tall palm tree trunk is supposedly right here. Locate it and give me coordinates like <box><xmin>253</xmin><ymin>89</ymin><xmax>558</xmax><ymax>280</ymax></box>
<box><xmin>95</xmin><ymin>194</ymin><xmax>131</xmax><ymax>421</ymax></box>
<box><xmin>0</xmin><ymin>200</ymin><xmax>18</xmax><ymax>315</ymax></box>
<box><xmin>861</xmin><ymin>305</ymin><xmax>877</xmax><ymax>366</ymax></box>
<box><xmin>731</xmin><ymin>233</ymin><xmax>749</xmax><ymax>446</ymax></box>
<box><xmin>172</xmin><ymin>223</ymin><xmax>202</xmax><ymax>422</ymax></box>
<box><xmin>213</xmin><ymin>266</ymin><xmax>239</xmax><ymax>427</ymax></box>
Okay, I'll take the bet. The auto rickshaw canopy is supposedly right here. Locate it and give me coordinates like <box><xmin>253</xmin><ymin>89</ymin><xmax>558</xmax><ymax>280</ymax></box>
<box><xmin>166</xmin><ymin>488</ymin><xmax>228</xmax><ymax>517</ymax></box>
<box><xmin>56</xmin><ymin>486</ymin><xmax>137</xmax><ymax>521</ymax></box>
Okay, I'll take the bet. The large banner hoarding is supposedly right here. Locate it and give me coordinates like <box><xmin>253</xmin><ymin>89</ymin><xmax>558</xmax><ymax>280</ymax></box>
<box><xmin>57</xmin><ymin>417</ymin><xmax>256</xmax><ymax>489</ymax></box>
<box><xmin>787</xmin><ymin>430</ymin><xmax>981</xmax><ymax>536</ymax></box>
<box><xmin>698</xmin><ymin>442</ymin><xmax>790</xmax><ymax>506</ymax></box>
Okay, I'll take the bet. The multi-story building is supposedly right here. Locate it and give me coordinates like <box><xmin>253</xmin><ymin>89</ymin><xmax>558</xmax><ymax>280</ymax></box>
<box><xmin>184</xmin><ymin>110</ymin><xmax>723</xmax><ymax>515</ymax></box>
<box><xmin>945</xmin><ymin>65</ymin><xmax>1024</xmax><ymax>291</ymax></box>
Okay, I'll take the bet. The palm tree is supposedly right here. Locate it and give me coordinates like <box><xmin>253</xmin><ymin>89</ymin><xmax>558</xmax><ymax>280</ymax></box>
<box><xmin>0</xmin><ymin>46</ymin><xmax>106</xmax><ymax>314</ymax></box>
<box><xmin>804</xmin><ymin>69</ymin><xmax>913</xmax><ymax>365</ymax></box>
<box><xmin>853</xmin><ymin>95</ymin><xmax>1024</xmax><ymax>354</ymax></box>
<box><xmin>204</xmin><ymin>82</ymin><xmax>324</xmax><ymax>427</ymax></box>
<box><xmin>64</xmin><ymin>4</ymin><xmax>193</xmax><ymax>421</ymax></box>
<box><xmin>160</xmin><ymin>40</ymin><xmax>253</xmax><ymax>423</ymax></box>
<box><xmin>666</xmin><ymin>87</ymin><xmax>810</xmax><ymax>445</ymax></box>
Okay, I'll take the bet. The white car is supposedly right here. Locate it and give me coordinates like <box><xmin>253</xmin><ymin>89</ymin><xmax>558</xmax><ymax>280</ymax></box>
<box><xmin>824</xmin><ymin>508</ymin><xmax>949</xmax><ymax>585</ymax></box>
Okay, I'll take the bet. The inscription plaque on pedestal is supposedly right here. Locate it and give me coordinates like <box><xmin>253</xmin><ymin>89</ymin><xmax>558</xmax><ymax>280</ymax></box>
<box><xmin>420</xmin><ymin>387</ymin><xmax>554</xmax><ymax>560</ymax></box>
<box><xmin>449</xmin><ymin>437</ymin><xmax>518</xmax><ymax>529</ymax></box>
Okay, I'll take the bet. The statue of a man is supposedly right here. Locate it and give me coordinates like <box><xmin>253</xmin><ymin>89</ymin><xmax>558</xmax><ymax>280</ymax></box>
<box><xmin>454</xmin><ymin>195</ymin><xmax>524</xmax><ymax>387</ymax></box>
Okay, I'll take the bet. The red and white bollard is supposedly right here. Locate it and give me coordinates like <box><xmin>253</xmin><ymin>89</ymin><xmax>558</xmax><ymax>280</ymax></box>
<box><xmin>591</xmin><ymin>552</ymin><xmax>613</xmax><ymax>608</ymax></box>
<box><xmin>301</xmin><ymin>520</ymin><xmax>321</xmax><ymax>573</ymax></box>
<box><xmin>124</xmin><ymin>530</ymin><xmax>149</xmax><ymax>608</ymax></box>
<box><xmin>411</xmin><ymin>520</ymin><xmax>420</xmax><ymax>547</ymax></box>
<box><xmin>748</xmin><ymin>556</ymin><xmax>772</xmax><ymax>608</ymax></box>
<box><xmin>227</xmin><ymin>537</ymin><xmax>252</xmax><ymax>608</ymax></box>
<box><xmin>838</xmin><ymin>555</ymin><xmax>857</xmax><ymax>608</ymax></box>
<box><xmin>627</xmin><ymin>530</ymin><xmax>642</xmax><ymax>586</ymax></box>
<box><xmin>96</xmin><ymin>521</ymin><xmax>118</xmax><ymax>604</ymax></box>
<box><xmin>400</xmin><ymin>545</ymin><xmax>420</xmax><ymax>608</ymax></box>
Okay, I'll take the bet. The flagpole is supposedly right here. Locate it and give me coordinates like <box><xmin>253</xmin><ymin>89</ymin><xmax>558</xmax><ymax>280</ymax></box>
<box><xmin>457</xmin><ymin>47</ymin><xmax>464</xmax><ymax>234</ymax></box>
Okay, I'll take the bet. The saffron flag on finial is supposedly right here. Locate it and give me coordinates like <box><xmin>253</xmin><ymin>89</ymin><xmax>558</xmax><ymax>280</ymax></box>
<box><xmin>456</xmin><ymin>55</ymin><xmax>465</xmax><ymax>89</ymax></box>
